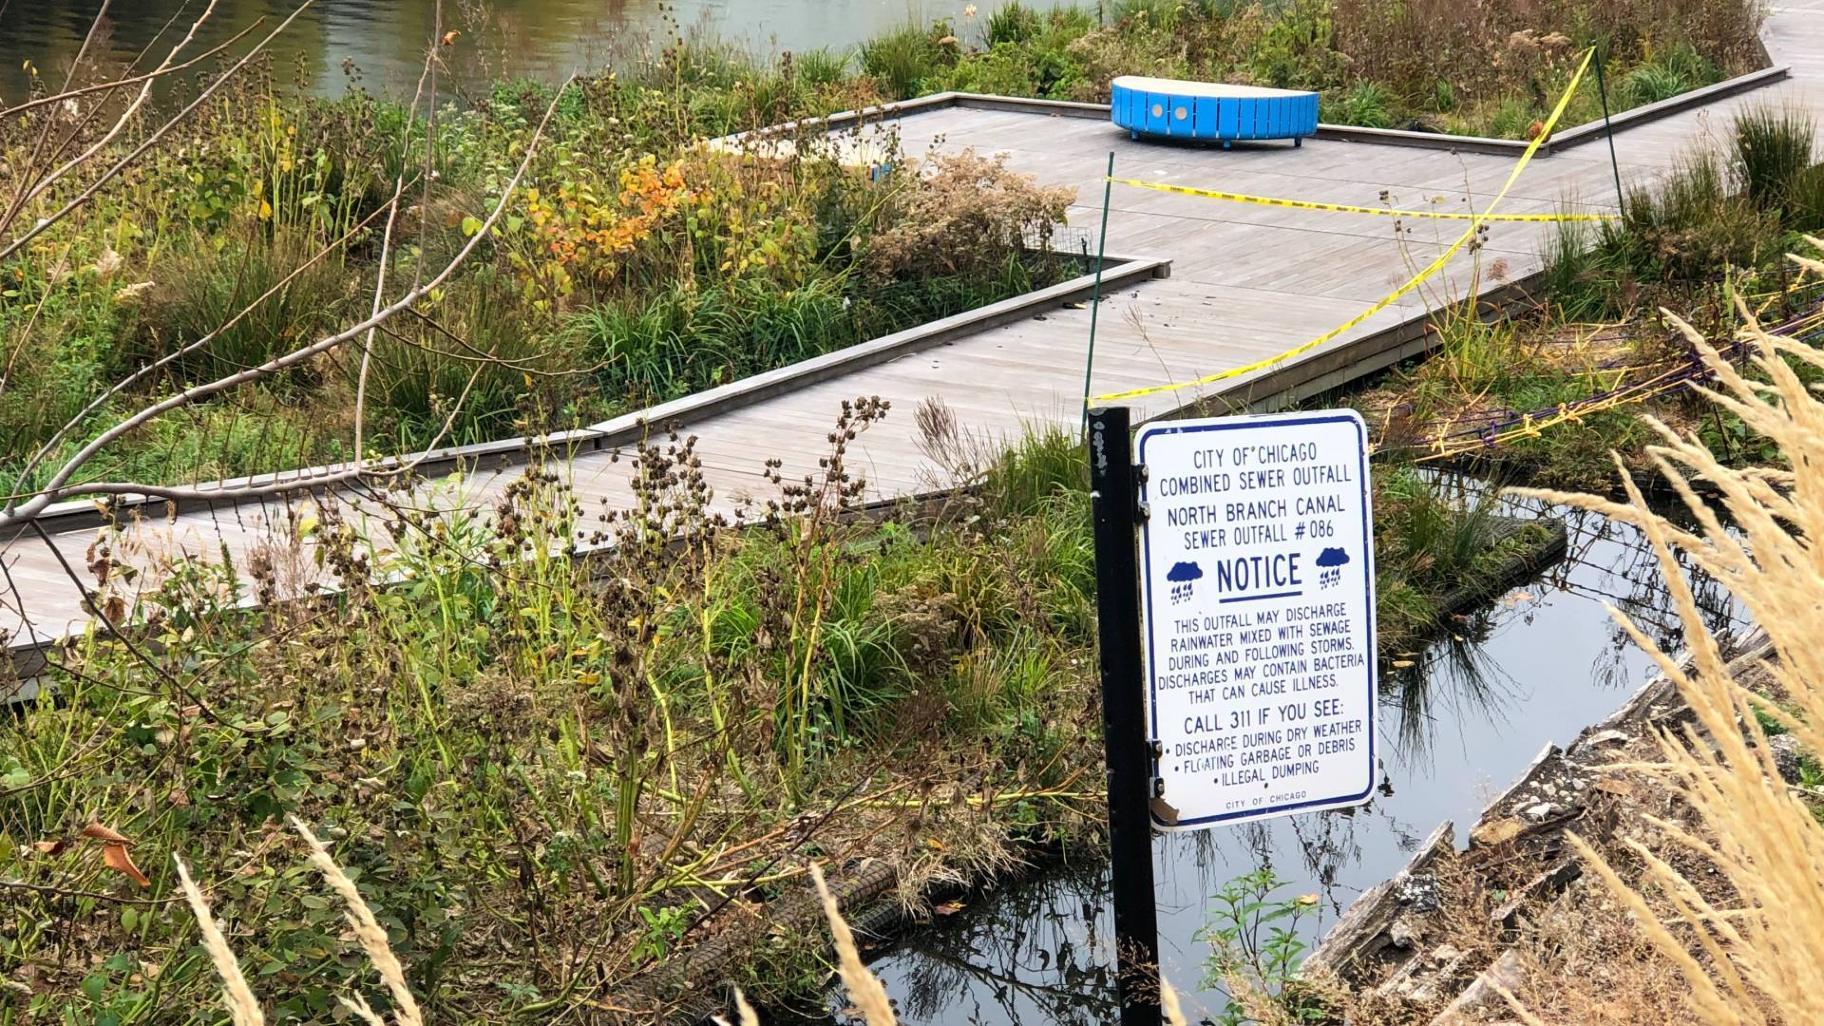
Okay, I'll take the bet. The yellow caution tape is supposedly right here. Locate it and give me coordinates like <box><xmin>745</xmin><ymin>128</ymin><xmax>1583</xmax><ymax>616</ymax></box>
<box><xmin>1410</xmin><ymin>377</ymin><xmax>1679</xmax><ymax>462</ymax></box>
<box><xmin>1108</xmin><ymin>177</ymin><xmax>1618</xmax><ymax>221</ymax></box>
<box><xmin>1092</xmin><ymin>48</ymin><xmax>1596</xmax><ymax>405</ymax></box>
<box><xmin>1409</xmin><ymin>301</ymin><xmax>1824</xmax><ymax>461</ymax></box>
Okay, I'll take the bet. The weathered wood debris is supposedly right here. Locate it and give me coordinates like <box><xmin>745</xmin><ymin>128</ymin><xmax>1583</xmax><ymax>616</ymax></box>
<box><xmin>1306</xmin><ymin>630</ymin><xmax>1776</xmax><ymax>1023</ymax></box>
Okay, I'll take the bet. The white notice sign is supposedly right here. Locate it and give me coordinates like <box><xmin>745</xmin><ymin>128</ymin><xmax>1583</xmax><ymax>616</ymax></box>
<box><xmin>1137</xmin><ymin>411</ymin><xmax>1376</xmax><ymax>830</ymax></box>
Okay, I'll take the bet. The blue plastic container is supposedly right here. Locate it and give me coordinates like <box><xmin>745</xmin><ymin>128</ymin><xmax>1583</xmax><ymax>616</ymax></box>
<box><xmin>1110</xmin><ymin>76</ymin><xmax>1319</xmax><ymax>148</ymax></box>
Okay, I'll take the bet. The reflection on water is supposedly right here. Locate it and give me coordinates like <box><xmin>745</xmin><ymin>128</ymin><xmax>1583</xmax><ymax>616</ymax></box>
<box><xmin>879</xmin><ymin>859</ymin><xmax>1120</xmax><ymax>1025</ymax></box>
<box><xmin>828</xmin><ymin>486</ymin><xmax>1750</xmax><ymax>1024</ymax></box>
<box><xmin>0</xmin><ymin>0</ymin><xmax>1068</xmax><ymax>104</ymax></box>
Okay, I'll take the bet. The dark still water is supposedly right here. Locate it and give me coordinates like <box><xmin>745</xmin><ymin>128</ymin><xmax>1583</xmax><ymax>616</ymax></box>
<box><xmin>825</xmin><ymin>492</ymin><xmax>1749</xmax><ymax>1024</ymax></box>
<box><xmin>0</xmin><ymin>0</ymin><xmax>1076</xmax><ymax>104</ymax></box>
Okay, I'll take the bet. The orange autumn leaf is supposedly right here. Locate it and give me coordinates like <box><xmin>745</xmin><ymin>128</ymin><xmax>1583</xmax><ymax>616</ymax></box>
<box><xmin>82</xmin><ymin>822</ymin><xmax>150</xmax><ymax>887</ymax></box>
<box><xmin>82</xmin><ymin>821</ymin><xmax>133</xmax><ymax>844</ymax></box>
<box><xmin>101</xmin><ymin>842</ymin><xmax>150</xmax><ymax>888</ymax></box>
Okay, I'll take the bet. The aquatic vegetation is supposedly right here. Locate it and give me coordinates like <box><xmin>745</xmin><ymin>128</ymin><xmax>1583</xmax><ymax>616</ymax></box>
<box><xmin>0</xmin><ymin>0</ymin><xmax>1770</xmax><ymax>498</ymax></box>
<box><xmin>861</xmin><ymin>20</ymin><xmax>957</xmax><ymax>100</ymax></box>
<box><xmin>1371</xmin><ymin>468</ymin><xmax>1558</xmax><ymax>651</ymax></box>
<box><xmin>1197</xmin><ymin>866</ymin><xmax>1327</xmax><ymax>1026</ymax></box>
<box><xmin>1</xmin><ymin>8</ymin><xmax>1792</xmax><ymax>1022</ymax></box>
<box><xmin>896</xmin><ymin>0</ymin><xmax>1759</xmax><ymax>137</ymax></box>
<box><xmin>0</xmin><ymin>42</ymin><xmax>1074</xmax><ymax>495</ymax></box>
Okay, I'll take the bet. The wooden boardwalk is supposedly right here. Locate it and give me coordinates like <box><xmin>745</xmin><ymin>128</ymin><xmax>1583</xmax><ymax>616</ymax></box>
<box><xmin>5</xmin><ymin>2</ymin><xmax>1823</xmax><ymax>665</ymax></box>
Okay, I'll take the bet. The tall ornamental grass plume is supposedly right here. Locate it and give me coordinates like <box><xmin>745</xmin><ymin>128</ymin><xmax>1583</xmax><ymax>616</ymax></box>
<box><xmin>810</xmin><ymin>862</ymin><xmax>898</xmax><ymax>1025</ymax></box>
<box><xmin>1509</xmin><ymin>238</ymin><xmax>1824</xmax><ymax>1025</ymax></box>
<box><xmin>185</xmin><ymin>820</ymin><xmax>423</xmax><ymax>1026</ymax></box>
<box><xmin>173</xmin><ymin>856</ymin><xmax>264</xmax><ymax>1026</ymax></box>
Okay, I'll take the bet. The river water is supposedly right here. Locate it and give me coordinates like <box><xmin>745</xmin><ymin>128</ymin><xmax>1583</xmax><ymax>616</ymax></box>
<box><xmin>819</xmin><ymin>489</ymin><xmax>1748</xmax><ymax>1023</ymax></box>
<box><xmin>0</xmin><ymin>0</ymin><xmax>1074</xmax><ymax>105</ymax></box>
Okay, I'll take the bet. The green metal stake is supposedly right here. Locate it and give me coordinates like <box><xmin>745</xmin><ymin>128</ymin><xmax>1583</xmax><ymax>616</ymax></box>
<box><xmin>1593</xmin><ymin>48</ymin><xmax>1628</xmax><ymax>219</ymax></box>
<box><xmin>1082</xmin><ymin>151</ymin><xmax>1116</xmax><ymax>430</ymax></box>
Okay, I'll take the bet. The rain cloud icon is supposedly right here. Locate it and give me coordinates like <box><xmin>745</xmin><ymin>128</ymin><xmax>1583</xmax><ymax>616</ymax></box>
<box><xmin>1315</xmin><ymin>547</ymin><xmax>1350</xmax><ymax>589</ymax></box>
<box><xmin>1166</xmin><ymin>561</ymin><xmax>1202</xmax><ymax>604</ymax></box>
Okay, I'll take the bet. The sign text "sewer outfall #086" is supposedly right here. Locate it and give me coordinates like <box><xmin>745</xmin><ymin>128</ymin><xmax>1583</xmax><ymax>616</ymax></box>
<box><xmin>1137</xmin><ymin>411</ymin><xmax>1377</xmax><ymax>830</ymax></box>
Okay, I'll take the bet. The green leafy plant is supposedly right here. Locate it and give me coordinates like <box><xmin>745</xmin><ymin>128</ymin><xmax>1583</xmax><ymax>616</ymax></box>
<box><xmin>1197</xmin><ymin>866</ymin><xmax>1326</xmax><ymax>1025</ymax></box>
<box><xmin>633</xmin><ymin>904</ymin><xmax>693</xmax><ymax>964</ymax></box>
<box><xmin>1335</xmin><ymin>80</ymin><xmax>1397</xmax><ymax>129</ymax></box>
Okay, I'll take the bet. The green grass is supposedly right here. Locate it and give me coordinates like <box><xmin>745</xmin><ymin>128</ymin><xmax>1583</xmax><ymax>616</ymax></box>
<box><xmin>1360</xmin><ymin>105</ymin><xmax>1823</xmax><ymax>492</ymax></box>
<box><xmin>861</xmin><ymin>20</ymin><xmax>954</xmax><ymax>99</ymax></box>
<box><xmin>1335</xmin><ymin>81</ymin><xmax>1397</xmax><ymax>129</ymax></box>
<box><xmin>1372</xmin><ymin>467</ymin><xmax>1554</xmax><ymax>649</ymax></box>
<box><xmin>125</xmin><ymin>230</ymin><xmax>357</xmax><ymax>388</ymax></box>
<box><xmin>572</xmin><ymin>254</ymin><xmax>1066</xmax><ymax>412</ymax></box>
<box><xmin>1543</xmin><ymin>109</ymin><xmax>1823</xmax><ymax>323</ymax></box>
<box><xmin>1735</xmin><ymin>105</ymin><xmax>1819</xmax><ymax>216</ymax></box>
<box><xmin>792</xmin><ymin>47</ymin><xmax>851</xmax><ymax>86</ymax></box>
<box><xmin>1622</xmin><ymin>41</ymin><xmax>1719</xmax><ymax>107</ymax></box>
<box><xmin>987</xmin><ymin>1</ymin><xmax>1046</xmax><ymax>45</ymax></box>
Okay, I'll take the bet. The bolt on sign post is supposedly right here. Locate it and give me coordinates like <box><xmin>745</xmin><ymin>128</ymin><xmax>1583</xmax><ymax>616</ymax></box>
<box><xmin>1089</xmin><ymin>407</ymin><xmax>1377</xmax><ymax>1023</ymax></box>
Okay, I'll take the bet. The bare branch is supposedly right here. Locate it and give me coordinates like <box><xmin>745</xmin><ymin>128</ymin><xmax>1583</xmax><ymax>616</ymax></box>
<box><xmin>0</xmin><ymin>78</ymin><xmax>574</xmax><ymax>528</ymax></box>
<box><xmin>0</xmin><ymin>1</ymin><xmax>314</xmax><ymax>264</ymax></box>
<box><xmin>0</xmin><ymin>0</ymin><xmax>116</xmax><ymax>239</ymax></box>
<box><xmin>0</xmin><ymin>24</ymin><xmax>259</xmax><ymax>123</ymax></box>
<box><xmin>8</xmin><ymin>178</ymin><xmax>418</xmax><ymax>497</ymax></box>
<box><xmin>4</xmin><ymin>0</ymin><xmax>212</xmax><ymax>233</ymax></box>
<box><xmin>353</xmin><ymin>33</ymin><xmax>441</xmax><ymax>475</ymax></box>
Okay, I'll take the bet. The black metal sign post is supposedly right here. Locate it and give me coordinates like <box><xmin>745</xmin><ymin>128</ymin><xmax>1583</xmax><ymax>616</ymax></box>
<box><xmin>1088</xmin><ymin>405</ymin><xmax>1162</xmax><ymax>1026</ymax></box>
